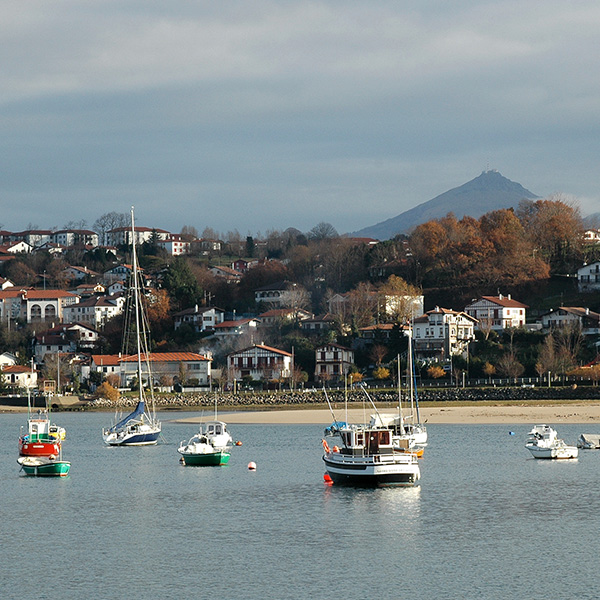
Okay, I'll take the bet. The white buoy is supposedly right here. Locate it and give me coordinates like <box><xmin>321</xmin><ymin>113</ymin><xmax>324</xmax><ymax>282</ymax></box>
<box><xmin>248</xmin><ymin>461</ymin><xmax>257</xmax><ymax>470</ymax></box>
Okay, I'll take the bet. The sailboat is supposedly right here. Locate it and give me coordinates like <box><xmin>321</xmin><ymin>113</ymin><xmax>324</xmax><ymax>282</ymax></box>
<box><xmin>399</xmin><ymin>323</ymin><xmax>427</xmax><ymax>446</ymax></box>
<box><xmin>102</xmin><ymin>208</ymin><xmax>161</xmax><ymax>446</ymax></box>
<box><xmin>367</xmin><ymin>327</ymin><xmax>427</xmax><ymax>453</ymax></box>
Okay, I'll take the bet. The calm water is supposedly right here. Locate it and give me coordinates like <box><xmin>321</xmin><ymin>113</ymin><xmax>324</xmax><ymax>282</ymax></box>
<box><xmin>2</xmin><ymin>411</ymin><xmax>599</xmax><ymax>600</ymax></box>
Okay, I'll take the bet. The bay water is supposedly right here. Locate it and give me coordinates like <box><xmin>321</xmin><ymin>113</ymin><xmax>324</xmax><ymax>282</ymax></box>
<box><xmin>2</xmin><ymin>411</ymin><xmax>599</xmax><ymax>599</ymax></box>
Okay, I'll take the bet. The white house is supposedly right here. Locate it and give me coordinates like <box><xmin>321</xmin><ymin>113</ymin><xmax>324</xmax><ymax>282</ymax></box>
<box><xmin>583</xmin><ymin>230</ymin><xmax>600</xmax><ymax>244</ymax></box>
<box><xmin>119</xmin><ymin>351</ymin><xmax>212</xmax><ymax>388</ymax></box>
<box><xmin>0</xmin><ymin>352</ymin><xmax>17</xmax><ymax>368</ymax></box>
<box><xmin>578</xmin><ymin>262</ymin><xmax>600</xmax><ymax>292</ymax></box>
<box><xmin>81</xmin><ymin>354</ymin><xmax>122</xmax><ymax>384</ymax></box>
<box><xmin>157</xmin><ymin>236</ymin><xmax>190</xmax><ymax>256</ymax></box>
<box><xmin>21</xmin><ymin>290</ymin><xmax>80</xmax><ymax>324</ymax></box>
<box><xmin>464</xmin><ymin>294</ymin><xmax>527</xmax><ymax>331</ymax></box>
<box><xmin>412</xmin><ymin>307</ymin><xmax>477</xmax><ymax>360</ymax></box>
<box><xmin>106</xmin><ymin>226</ymin><xmax>170</xmax><ymax>247</ymax></box>
<box><xmin>51</xmin><ymin>229</ymin><xmax>99</xmax><ymax>247</ymax></box>
<box><xmin>254</xmin><ymin>280</ymin><xmax>303</xmax><ymax>307</ymax></box>
<box><xmin>538</xmin><ymin>307</ymin><xmax>600</xmax><ymax>336</ymax></box>
<box><xmin>257</xmin><ymin>308</ymin><xmax>313</xmax><ymax>326</ymax></box>
<box><xmin>1</xmin><ymin>364</ymin><xmax>38</xmax><ymax>390</ymax></box>
<box><xmin>0</xmin><ymin>276</ymin><xmax>14</xmax><ymax>290</ymax></box>
<box><xmin>314</xmin><ymin>343</ymin><xmax>354</xmax><ymax>382</ymax></box>
<box><xmin>63</xmin><ymin>296</ymin><xmax>124</xmax><ymax>329</ymax></box>
<box><xmin>0</xmin><ymin>240</ymin><xmax>33</xmax><ymax>254</ymax></box>
<box><xmin>227</xmin><ymin>344</ymin><xmax>292</xmax><ymax>382</ymax></box>
<box><xmin>212</xmin><ymin>318</ymin><xmax>261</xmax><ymax>338</ymax></box>
<box><xmin>62</xmin><ymin>265</ymin><xmax>101</xmax><ymax>282</ymax></box>
<box><xmin>173</xmin><ymin>306</ymin><xmax>225</xmax><ymax>333</ymax></box>
<box><xmin>33</xmin><ymin>332</ymin><xmax>78</xmax><ymax>364</ymax></box>
<box><xmin>209</xmin><ymin>265</ymin><xmax>242</xmax><ymax>283</ymax></box>
<box><xmin>103</xmin><ymin>264</ymin><xmax>135</xmax><ymax>284</ymax></box>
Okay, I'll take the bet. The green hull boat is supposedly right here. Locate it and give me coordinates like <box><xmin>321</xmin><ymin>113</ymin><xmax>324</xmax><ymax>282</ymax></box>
<box><xmin>18</xmin><ymin>456</ymin><xmax>71</xmax><ymax>477</ymax></box>
<box><xmin>180</xmin><ymin>451</ymin><xmax>230</xmax><ymax>466</ymax></box>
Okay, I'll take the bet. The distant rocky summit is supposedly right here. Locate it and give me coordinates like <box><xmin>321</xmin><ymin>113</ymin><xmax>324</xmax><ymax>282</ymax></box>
<box><xmin>351</xmin><ymin>170</ymin><xmax>539</xmax><ymax>240</ymax></box>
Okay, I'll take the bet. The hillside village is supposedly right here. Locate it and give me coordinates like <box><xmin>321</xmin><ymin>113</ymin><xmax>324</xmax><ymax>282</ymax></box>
<box><xmin>1</xmin><ymin>198</ymin><xmax>600</xmax><ymax>396</ymax></box>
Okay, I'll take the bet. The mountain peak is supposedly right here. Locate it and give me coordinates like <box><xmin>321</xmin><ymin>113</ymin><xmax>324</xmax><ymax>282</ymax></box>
<box><xmin>350</xmin><ymin>171</ymin><xmax>539</xmax><ymax>240</ymax></box>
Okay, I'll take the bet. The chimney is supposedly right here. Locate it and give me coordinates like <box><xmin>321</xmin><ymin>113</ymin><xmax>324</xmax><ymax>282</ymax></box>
<box><xmin>507</xmin><ymin>294</ymin><xmax>511</xmax><ymax>300</ymax></box>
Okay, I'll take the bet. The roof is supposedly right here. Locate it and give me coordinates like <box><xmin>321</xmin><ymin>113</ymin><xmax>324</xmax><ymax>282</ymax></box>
<box><xmin>24</xmin><ymin>290</ymin><xmax>79</xmax><ymax>300</ymax></box>
<box><xmin>120</xmin><ymin>352</ymin><xmax>211</xmax><ymax>363</ymax></box>
<box><xmin>476</xmin><ymin>295</ymin><xmax>528</xmax><ymax>308</ymax></box>
<box><xmin>213</xmin><ymin>318</ymin><xmax>258</xmax><ymax>329</ymax></box>
<box><xmin>172</xmin><ymin>305</ymin><xmax>225</xmax><ymax>317</ymax></box>
<box><xmin>359</xmin><ymin>323</ymin><xmax>398</xmax><ymax>331</ymax></box>
<box><xmin>228</xmin><ymin>344</ymin><xmax>292</xmax><ymax>357</ymax></box>
<box><xmin>91</xmin><ymin>354</ymin><xmax>121</xmax><ymax>367</ymax></box>
<box><xmin>254</xmin><ymin>280</ymin><xmax>295</xmax><ymax>292</ymax></box>
<box><xmin>541</xmin><ymin>307</ymin><xmax>600</xmax><ymax>320</ymax></box>
<box><xmin>316</xmin><ymin>343</ymin><xmax>352</xmax><ymax>352</ymax></box>
<box><xmin>1</xmin><ymin>365</ymin><xmax>36</xmax><ymax>374</ymax></box>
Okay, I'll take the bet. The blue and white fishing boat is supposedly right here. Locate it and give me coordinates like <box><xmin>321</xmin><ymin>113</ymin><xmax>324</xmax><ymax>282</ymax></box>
<box><xmin>102</xmin><ymin>208</ymin><xmax>161</xmax><ymax>446</ymax></box>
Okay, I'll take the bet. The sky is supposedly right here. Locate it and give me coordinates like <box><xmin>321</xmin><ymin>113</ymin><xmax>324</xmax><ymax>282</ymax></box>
<box><xmin>2</xmin><ymin>1</ymin><xmax>600</xmax><ymax>237</ymax></box>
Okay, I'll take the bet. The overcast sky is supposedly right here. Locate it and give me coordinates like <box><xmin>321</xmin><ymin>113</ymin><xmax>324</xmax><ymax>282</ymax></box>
<box><xmin>2</xmin><ymin>1</ymin><xmax>599</xmax><ymax>237</ymax></box>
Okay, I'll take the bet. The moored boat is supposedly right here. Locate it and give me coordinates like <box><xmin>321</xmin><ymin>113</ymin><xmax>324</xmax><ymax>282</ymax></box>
<box><xmin>577</xmin><ymin>433</ymin><xmax>600</xmax><ymax>449</ymax></box>
<box><xmin>525</xmin><ymin>424</ymin><xmax>578</xmax><ymax>459</ymax></box>
<box><xmin>178</xmin><ymin>420</ymin><xmax>233</xmax><ymax>466</ymax></box>
<box><xmin>322</xmin><ymin>424</ymin><xmax>420</xmax><ymax>487</ymax></box>
<box><xmin>102</xmin><ymin>208</ymin><xmax>161</xmax><ymax>447</ymax></box>
<box><xmin>19</xmin><ymin>399</ymin><xmax>65</xmax><ymax>457</ymax></box>
<box><xmin>17</xmin><ymin>455</ymin><xmax>71</xmax><ymax>477</ymax></box>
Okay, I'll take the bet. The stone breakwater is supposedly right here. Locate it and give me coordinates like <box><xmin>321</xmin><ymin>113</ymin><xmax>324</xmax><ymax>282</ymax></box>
<box><xmin>87</xmin><ymin>385</ymin><xmax>600</xmax><ymax>410</ymax></box>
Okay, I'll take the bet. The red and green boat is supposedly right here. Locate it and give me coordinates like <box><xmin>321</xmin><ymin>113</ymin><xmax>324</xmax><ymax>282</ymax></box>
<box><xmin>19</xmin><ymin>405</ymin><xmax>65</xmax><ymax>457</ymax></box>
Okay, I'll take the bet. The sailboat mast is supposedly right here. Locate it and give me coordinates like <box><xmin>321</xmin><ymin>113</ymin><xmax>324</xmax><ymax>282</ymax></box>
<box><xmin>407</xmin><ymin>325</ymin><xmax>414</xmax><ymax>417</ymax></box>
<box><xmin>397</xmin><ymin>354</ymin><xmax>403</xmax><ymax>423</ymax></box>
<box><xmin>131</xmin><ymin>207</ymin><xmax>144</xmax><ymax>407</ymax></box>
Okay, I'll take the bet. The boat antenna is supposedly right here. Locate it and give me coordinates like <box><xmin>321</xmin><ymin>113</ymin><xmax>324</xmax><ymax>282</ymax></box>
<box><xmin>323</xmin><ymin>386</ymin><xmax>340</xmax><ymax>428</ymax></box>
<box><xmin>360</xmin><ymin>384</ymin><xmax>384</xmax><ymax>427</ymax></box>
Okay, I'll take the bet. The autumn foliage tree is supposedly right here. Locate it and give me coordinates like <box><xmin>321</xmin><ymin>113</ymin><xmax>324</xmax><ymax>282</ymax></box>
<box><xmin>409</xmin><ymin>209</ymin><xmax>550</xmax><ymax>289</ymax></box>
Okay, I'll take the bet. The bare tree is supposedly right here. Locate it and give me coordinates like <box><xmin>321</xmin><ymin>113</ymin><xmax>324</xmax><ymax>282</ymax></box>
<box><xmin>94</xmin><ymin>212</ymin><xmax>129</xmax><ymax>245</ymax></box>
<box><xmin>308</xmin><ymin>222</ymin><xmax>338</xmax><ymax>241</ymax></box>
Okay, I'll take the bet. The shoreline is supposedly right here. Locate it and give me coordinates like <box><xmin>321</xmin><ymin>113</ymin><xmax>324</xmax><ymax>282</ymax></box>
<box><xmin>164</xmin><ymin>400</ymin><xmax>600</xmax><ymax>425</ymax></box>
<box><xmin>4</xmin><ymin>399</ymin><xmax>600</xmax><ymax>425</ymax></box>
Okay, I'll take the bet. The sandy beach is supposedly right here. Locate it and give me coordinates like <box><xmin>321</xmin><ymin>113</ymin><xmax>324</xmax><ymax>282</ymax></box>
<box><xmin>170</xmin><ymin>401</ymin><xmax>600</xmax><ymax>425</ymax></box>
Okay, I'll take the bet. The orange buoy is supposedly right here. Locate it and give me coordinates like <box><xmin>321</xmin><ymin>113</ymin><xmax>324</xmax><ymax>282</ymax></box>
<box><xmin>332</xmin><ymin>446</ymin><xmax>339</xmax><ymax>453</ymax></box>
<box><xmin>323</xmin><ymin>473</ymin><xmax>333</xmax><ymax>485</ymax></box>
<box><xmin>248</xmin><ymin>461</ymin><xmax>257</xmax><ymax>470</ymax></box>
<box><xmin>235</xmin><ymin>441</ymin><xmax>242</xmax><ymax>446</ymax></box>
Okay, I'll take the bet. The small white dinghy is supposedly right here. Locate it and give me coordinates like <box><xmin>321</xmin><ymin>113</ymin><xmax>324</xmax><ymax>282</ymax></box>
<box><xmin>525</xmin><ymin>425</ymin><xmax>578</xmax><ymax>459</ymax></box>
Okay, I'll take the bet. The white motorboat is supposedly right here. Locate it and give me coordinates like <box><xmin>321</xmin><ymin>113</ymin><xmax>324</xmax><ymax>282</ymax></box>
<box><xmin>178</xmin><ymin>420</ymin><xmax>233</xmax><ymax>466</ymax></box>
<box><xmin>525</xmin><ymin>425</ymin><xmax>578</xmax><ymax>459</ymax></box>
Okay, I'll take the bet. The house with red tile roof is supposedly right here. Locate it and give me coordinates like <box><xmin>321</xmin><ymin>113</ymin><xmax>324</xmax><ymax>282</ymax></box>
<box><xmin>315</xmin><ymin>343</ymin><xmax>354</xmax><ymax>382</ymax></box>
<box><xmin>119</xmin><ymin>351</ymin><xmax>212</xmax><ymax>388</ymax></box>
<box><xmin>0</xmin><ymin>289</ymin><xmax>80</xmax><ymax>324</ymax></box>
<box><xmin>1</xmin><ymin>364</ymin><xmax>38</xmax><ymax>390</ymax></box>
<box><xmin>212</xmin><ymin>318</ymin><xmax>261</xmax><ymax>338</ymax></box>
<box><xmin>412</xmin><ymin>307</ymin><xmax>477</xmax><ymax>360</ymax></box>
<box><xmin>227</xmin><ymin>344</ymin><xmax>292</xmax><ymax>382</ymax></box>
<box><xmin>464</xmin><ymin>294</ymin><xmax>528</xmax><ymax>331</ymax></box>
